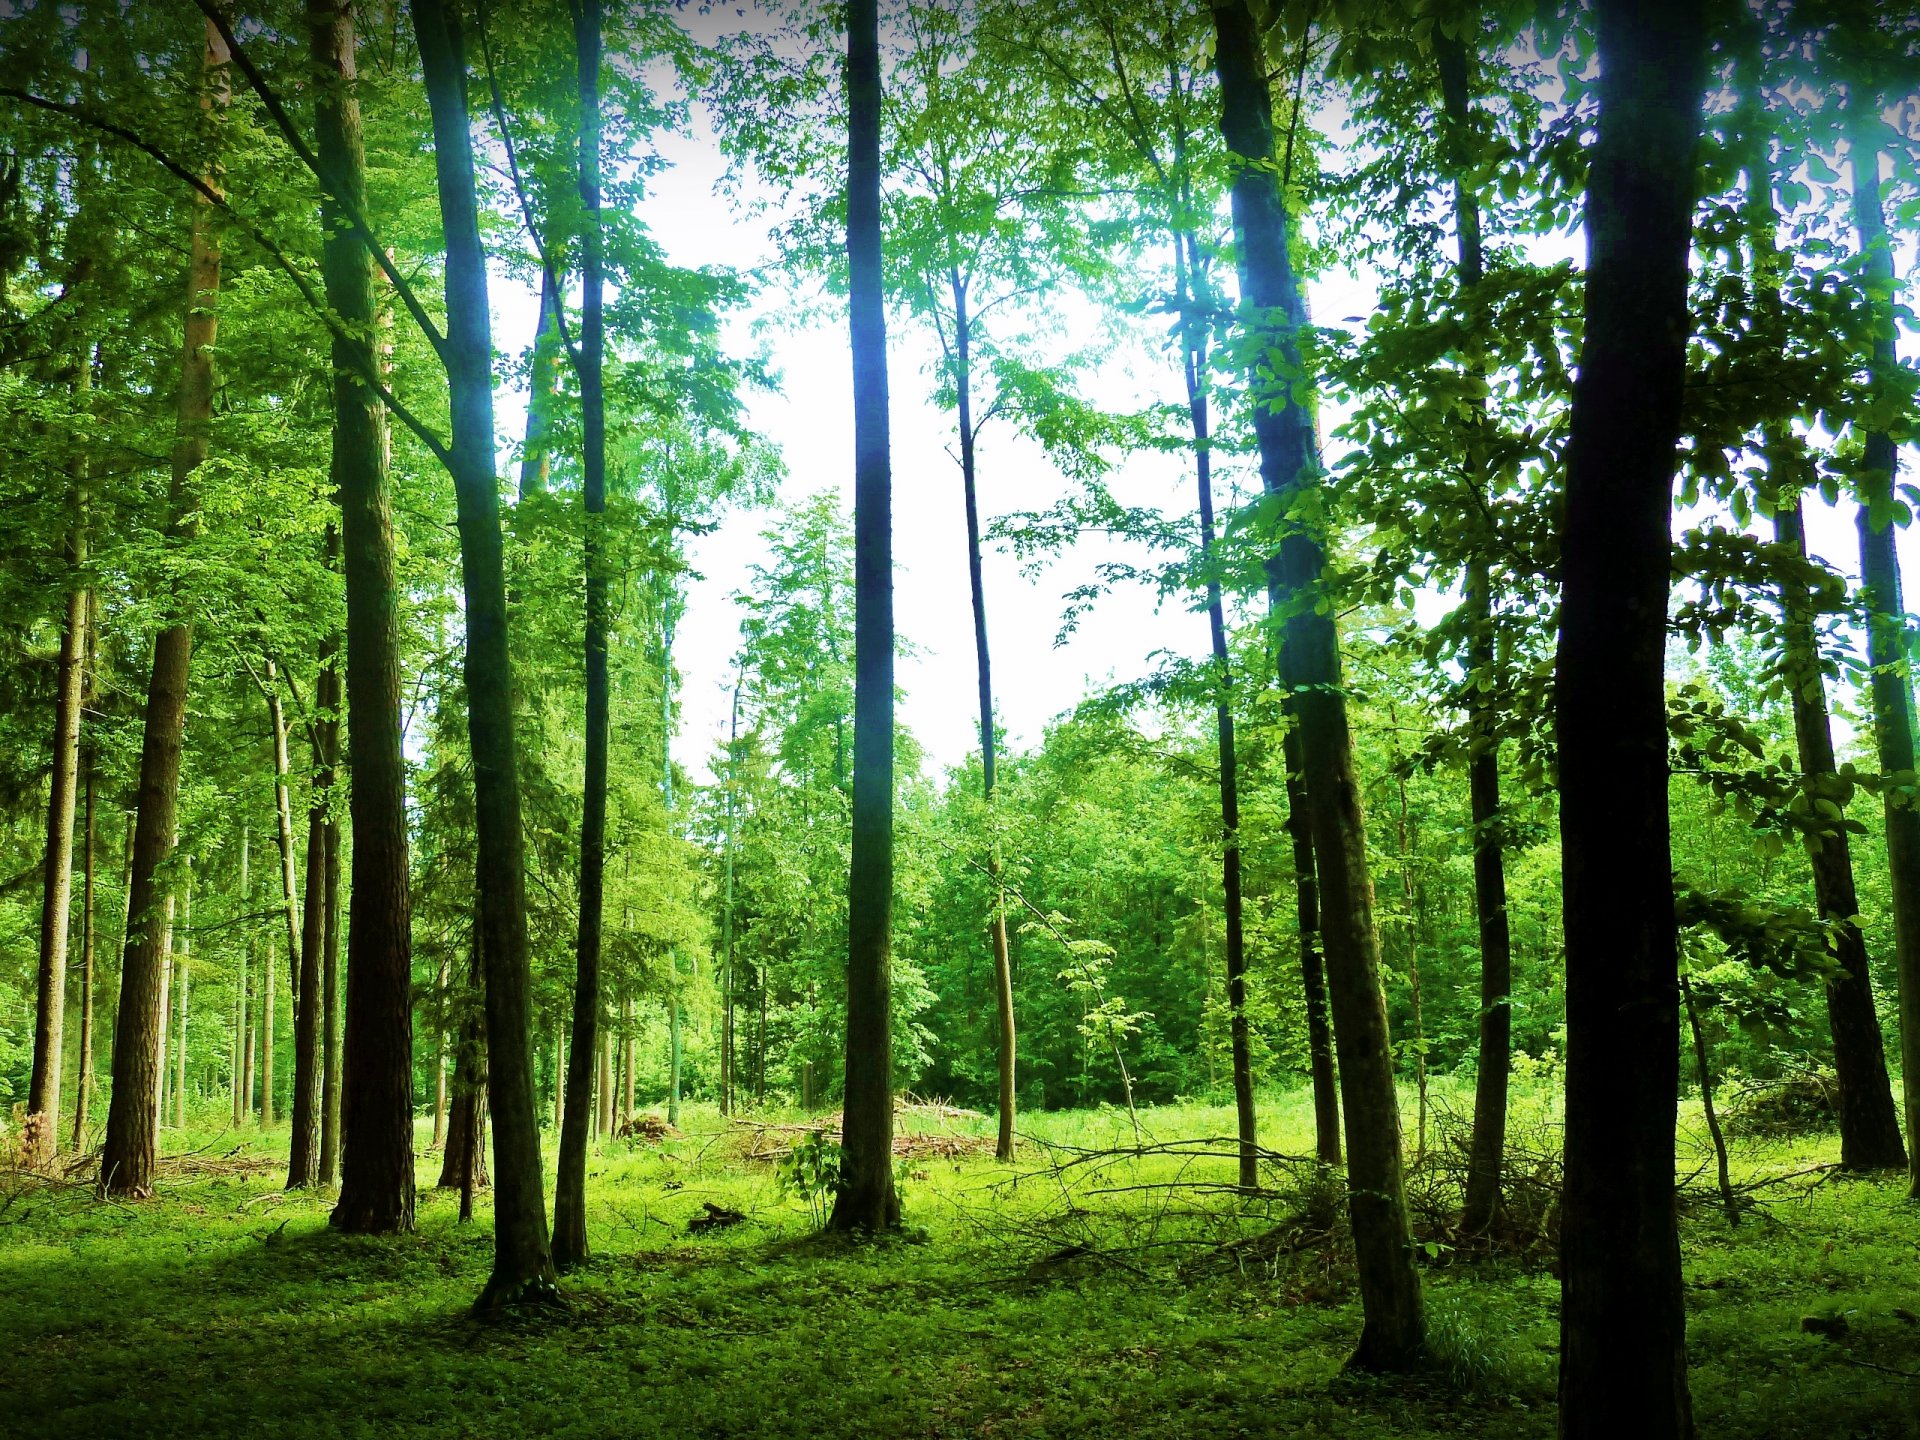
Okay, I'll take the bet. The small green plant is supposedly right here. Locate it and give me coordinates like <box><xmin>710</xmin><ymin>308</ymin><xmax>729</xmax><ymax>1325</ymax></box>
<box><xmin>776</xmin><ymin>1128</ymin><xmax>843</xmax><ymax>1228</ymax></box>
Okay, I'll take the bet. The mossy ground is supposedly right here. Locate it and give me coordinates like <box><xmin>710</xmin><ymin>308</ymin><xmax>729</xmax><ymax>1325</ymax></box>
<box><xmin>2</xmin><ymin>1085</ymin><xmax>1916</xmax><ymax>1438</ymax></box>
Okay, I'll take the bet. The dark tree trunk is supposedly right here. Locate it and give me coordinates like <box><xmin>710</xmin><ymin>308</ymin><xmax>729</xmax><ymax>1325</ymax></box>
<box><xmin>412</xmin><ymin>0</ymin><xmax>556</xmax><ymax>1304</ymax></box>
<box><xmin>553</xmin><ymin>0</ymin><xmax>607</xmax><ymax>1275</ymax></box>
<box><xmin>318</xmin><ymin>800</ymin><xmax>342</xmax><ymax>1183</ymax></box>
<box><xmin>1778</xmin><ymin>504</ymin><xmax>1907</xmax><ymax>1169</ymax></box>
<box><xmin>1846</xmin><ymin>96</ymin><xmax>1920</xmax><ymax>1195</ymax></box>
<box><xmin>828</xmin><ymin>0</ymin><xmax>899</xmax><ymax>1234</ymax></box>
<box><xmin>439</xmin><ymin>926</ymin><xmax>490</xmax><ymax>1195</ymax></box>
<box><xmin>1173</xmin><ymin>232</ymin><xmax>1258</xmax><ymax>1191</ymax></box>
<box><xmin>1554</xmin><ymin>5</ymin><xmax>1708</xmax><ymax>1436</ymax></box>
<box><xmin>72</xmin><ymin>733</ymin><xmax>97</xmax><ymax>1151</ymax></box>
<box><xmin>263</xmin><ymin>661</ymin><xmax>303</xmax><ymax>1027</ymax></box>
<box><xmin>100</xmin><ymin>17</ymin><xmax>228</xmax><ymax>1200</ymax></box>
<box><xmin>28</xmin><ymin>514</ymin><xmax>87</xmax><ymax>1164</ymax></box>
<box><xmin>950</xmin><ymin>273</ymin><xmax>1018</xmax><ymax>1164</ymax></box>
<box><xmin>1283</xmin><ymin>727</ymin><xmax>1340</xmax><ymax>1166</ymax></box>
<box><xmin>1212</xmin><ymin>0</ymin><xmax>1423</xmax><ymax>1371</ymax></box>
<box><xmin>288</xmin><ymin>612</ymin><xmax>340</xmax><ymax>1187</ymax></box>
<box><xmin>314</xmin><ymin>0</ymin><xmax>416</xmax><ymax>1235</ymax></box>
<box><xmin>1433</xmin><ymin>33</ymin><xmax>1516</xmax><ymax>1237</ymax></box>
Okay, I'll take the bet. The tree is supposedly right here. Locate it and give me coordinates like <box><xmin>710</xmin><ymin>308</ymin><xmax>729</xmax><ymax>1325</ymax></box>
<box><xmin>1843</xmin><ymin>74</ymin><xmax>1920</xmax><ymax>1196</ymax></box>
<box><xmin>99</xmin><ymin>15</ymin><xmax>229</xmax><ymax>1201</ymax></box>
<box><xmin>311</xmin><ymin>0</ymin><xmax>417</xmax><ymax>1234</ymax></box>
<box><xmin>411</xmin><ymin>0</ymin><xmax>558</xmax><ymax>1306</ymax></box>
<box><xmin>828</xmin><ymin>0</ymin><xmax>900</xmax><ymax>1234</ymax></box>
<box><xmin>1554</xmin><ymin>3</ymin><xmax>1709</xmax><ymax>1434</ymax></box>
<box><xmin>554</xmin><ymin>0</ymin><xmax>609</xmax><ymax>1273</ymax></box>
<box><xmin>1212</xmin><ymin>0</ymin><xmax>1425</xmax><ymax>1372</ymax></box>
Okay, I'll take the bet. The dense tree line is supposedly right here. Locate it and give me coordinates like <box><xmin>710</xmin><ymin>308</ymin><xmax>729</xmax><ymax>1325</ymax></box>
<box><xmin>2</xmin><ymin>0</ymin><xmax>1917</xmax><ymax>1423</ymax></box>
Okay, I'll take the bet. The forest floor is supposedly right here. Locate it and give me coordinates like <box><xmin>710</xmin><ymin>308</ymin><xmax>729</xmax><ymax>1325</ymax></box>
<box><xmin>1</xmin><ymin>1086</ymin><xmax>1917</xmax><ymax>1439</ymax></box>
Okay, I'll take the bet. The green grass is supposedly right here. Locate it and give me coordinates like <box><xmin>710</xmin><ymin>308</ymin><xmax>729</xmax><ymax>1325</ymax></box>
<box><xmin>2</xmin><ymin>1087</ymin><xmax>1916</xmax><ymax>1438</ymax></box>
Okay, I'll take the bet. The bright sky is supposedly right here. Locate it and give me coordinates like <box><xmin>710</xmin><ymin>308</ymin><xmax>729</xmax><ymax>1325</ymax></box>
<box><xmin>486</xmin><ymin>61</ymin><xmax>1920</xmax><ymax>792</ymax></box>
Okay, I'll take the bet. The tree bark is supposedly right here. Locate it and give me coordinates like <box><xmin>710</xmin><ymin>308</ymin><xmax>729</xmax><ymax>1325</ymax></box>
<box><xmin>319</xmin><ymin>788</ymin><xmax>343</xmax><ymax>1182</ymax></box>
<box><xmin>1554</xmin><ymin>5</ymin><xmax>1708</xmax><ymax>1435</ymax></box>
<box><xmin>828</xmin><ymin>0</ymin><xmax>899</xmax><ymax>1234</ymax></box>
<box><xmin>260</xmin><ymin>930</ymin><xmax>275</xmax><ymax>1125</ymax></box>
<box><xmin>1846</xmin><ymin>95</ymin><xmax>1920</xmax><ymax>1196</ymax></box>
<box><xmin>1212</xmin><ymin>0</ymin><xmax>1423</xmax><ymax>1371</ymax></box>
<box><xmin>175</xmin><ymin>857</ymin><xmax>193</xmax><ymax>1129</ymax></box>
<box><xmin>237</xmin><ymin>826</ymin><xmax>251</xmax><ymax>1122</ymax></box>
<box><xmin>288</xmin><ymin>615</ymin><xmax>340</xmax><ymax>1186</ymax></box>
<box><xmin>1282</xmin><ymin>728</ymin><xmax>1340</xmax><ymax>1165</ymax></box>
<box><xmin>949</xmin><ymin>273</ymin><xmax>1019</xmax><ymax>1164</ymax></box>
<box><xmin>263</xmin><ymin>660</ymin><xmax>303</xmax><ymax>1025</ymax></box>
<box><xmin>1433</xmin><ymin>32</ymin><xmax>1516</xmax><ymax>1237</ymax></box>
<box><xmin>412</xmin><ymin>0</ymin><xmax>556</xmax><ymax>1304</ymax></box>
<box><xmin>27</xmin><ymin>513</ymin><xmax>88</xmax><ymax>1164</ymax></box>
<box><xmin>313</xmin><ymin>0</ymin><xmax>417</xmax><ymax>1233</ymax></box>
<box><xmin>99</xmin><ymin>15</ymin><xmax>228</xmax><ymax>1200</ymax></box>
<box><xmin>1173</xmin><ymin>234</ymin><xmax>1258</xmax><ymax>1190</ymax></box>
<box><xmin>555</xmin><ymin>0</ymin><xmax>607</xmax><ymax>1268</ymax></box>
<box><xmin>439</xmin><ymin>924</ymin><xmax>490</xmax><ymax>1193</ymax></box>
<box><xmin>72</xmin><ymin>734</ymin><xmax>97</xmax><ymax>1151</ymax></box>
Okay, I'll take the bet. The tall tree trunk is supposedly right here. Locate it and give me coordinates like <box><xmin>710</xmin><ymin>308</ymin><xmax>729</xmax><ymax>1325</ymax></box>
<box><xmin>1433</xmin><ymin>32</ymin><xmax>1516</xmax><ymax>1237</ymax></box>
<box><xmin>27</xmin><ymin>513</ymin><xmax>88</xmax><ymax>1164</ymax></box>
<box><xmin>721</xmin><ymin>677</ymin><xmax>741</xmax><ymax>1117</ymax></box>
<box><xmin>263</xmin><ymin>660</ymin><xmax>303</xmax><ymax>1025</ymax></box>
<box><xmin>1212</xmin><ymin>0</ymin><xmax>1423</xmax><ymax>1371</ymax></box>
<box><xmin>1778</xmin><ymin>504</ymin><xmax>1907</xmax><ymax>1168</ymax></box>
<box><xmin>314</xmin><ymin>0</ymin><xmax>417</xmax><ymax>1234</ymax></box>
<box><xmin>319</xmin><ymin>781</ymin><xmax>343</xmax><ymax>1182</ymax></box>
<box><xmin>412</xmin><ymin>0</ymin><xmax>556</xmax><ymax>1305</ymax></box>
<box><xmin>288</xmin><ymin>617</ymin><xmax>340</xmax><ymax>1186</ymax></box>
<box><xmin>99</xmin><ymin>16</ymin><xmax>228</xmax><ymax>1200</ymax></box>
<box><xmin>556</xmin><ymin>1</ymin><xmax>607</xmax><ymax>1265</ymax></box>
<box><xmin>72</xmin><ymin>735</ymin><xmax>97</xmax><ymax>1151</ymax></box>
<box><xmin>175</xmin><ymin>858</ymin><xmax>193</xmax><ymax>1129</ymax></box>
<box><xmin>237</xmin><ymin>826</ymin><xmax>252</xmax><ymax>1122</ymax></box>
<box><xmin>949</xmin><ymin>273</ymin><xmax>1018</xmax><ymax>1164</ymax></box>
<box><xmin>261</xmin><ymin>932</ymin><xmax>275</xmax><ymax>1125</ymax></box>
<box><xmin>439</xmin><ymin>924</ymin><xmax>489</xmax><ymax>1192</ymax></box>
<box><xmin>828</xmin><ymin>0</ymin><xmax>899</xmax><ymax>1234</ymax></box>
<box><xmin>433</xmin><ymin>953</ymin><xmax>450</xmax><ymax>1151</ymax></box>
<box><xmin>1172</xmin><ymin>234</ymin><xmax>1258</xmax><ymax>1190</ymax></box>
<box><xmin>1846</xmin><ymin>95</ymin><xmax>1920</xmax><ymax>1196</ymax></box>
<box><xmin>1283</xmin><ymin>728</ymin><xmax>1340</xmax><ymax>1165</ymax></box>
<box><xmin>1554</xmin><ymin>4</ymin><xmax>1708</xmax><ymax>1435</ymax></box>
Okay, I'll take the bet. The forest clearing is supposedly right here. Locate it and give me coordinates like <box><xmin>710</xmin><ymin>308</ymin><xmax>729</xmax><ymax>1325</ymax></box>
<box><xmin>4</xmin><ymin>0</ymin><xmax>1920</xmax><ymax>1436</ymax></box>
<box><xmin>5</xmin><ymin>1089</ymin><xmax>1919</xmax><ymax>1439</ymax></box>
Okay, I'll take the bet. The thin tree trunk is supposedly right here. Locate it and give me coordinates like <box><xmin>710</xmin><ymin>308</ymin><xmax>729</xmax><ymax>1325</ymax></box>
<box><xmin>433</xmin><ymin>952</ymin><xmax>450</xmax><ymax>1150</ymax></box>
<box><xmin>175</xmin><ymin>857</ymin><xmax>192</xmax><ymax>1129</ymax></box>
<box><xmin>73</xmin><ymin>736</ymin><xmax>97</xmax><ymax>1151</ymax></box>
<box><xmin>1433</xmin><ymin>33</ymin><xmax>1516</xmax><ymax>1236</ymax></box>
<box><xmin>1212</xmin><ymin>0</ymin><xmax>1423</xmax><ymax>1371</ymax></box>
<box><xmin>314</xmin><ymin>0</ymin><xmax>417</xmax><ymax>1234</ymax></box>
<box><xmin>238</xmin><ymin>827</ymin><xmax>252</xmax><ymax>1121</ymax></box>
<box><xmin>1283</xmin><ymin>728</ymin><xmax>1340</xmax><ymax>1165</ymax></box>
<box><xmin>948</xmin><ymin>273</ymin><xmax>1018</xmax><ymax>1164</ymax></box>
<box><xmin>413</xmin><ymin>0</ymin><xmax>555</xmax><ymax>1305</ymax></box>
<box><xmin>1846</xmin><ymin>95</ymin><xmax>1920</xmax><ymax>1198</ymax></box>
<box><xmin>439</xmin><ymin>920</ymin><xmax>489</xmax><ymax>1193</ymax></box>
<box><xmin>288</xmin><ymin>616</ymin><xmax>338</xmax><ymax>1186</ymax></box>
<box><xmin>828</xmin><ymin>0</ymin><xmax>898</xmax><ymax>1234</ymax></box>
<box><xmin>155</xmin><ymin>890</ymin><xmax>173</xmax><ymax>1146</ymax></box>
<box><xmin>1680</xmin><ymin>974</ymin><xmax>1738</xmax><ymax>1225</ymax></box>
<box><xmin>28</xmin><ymin>516</ymin><xmax>87</xmax><ymax>1164</ymax></box>
<box><xmin>1778</xmin><ymin>503</ymin><xmax>1907</xmax><ymax>1168</ymax></box>
<box><xmin>1173</xmin><ymin>234</ymin><xmax>1257</xmax><ymax>1190</ymax></box>
<box><xmin>1392</xmin><ymin>768</ymin><xmax>1427</xmax><ymax>1163</ymax></box>
<box><xmin>261</xmin><ymin>932</ymin><xmax>275</xmax><ymax>1126</ymax></box>
<box><xmin>263</xmin><ymin>660</ymin><xmax>303</xmax><ymax>1026</ymax></box>
<box><xmin>319</xmin><ymin>788</ymin><xmax>342</xmax><ymax>1182</ymax></box>
<box><xmin>721</xmin><ymin>677</ymin><xmax>741</xmax><ymax>1117</ymax></box>
<box><xmin>555</xmin><ymin>0</ymin><xmax>607</xmax><ymax>1269</ymax></box>
<box><xmin>99</xmin><ymin>16</ymin><xmax>228</xmax><ymax>1200</ymax></box>
<box><xmin>1554</xmin><ymin>5</ymin><xmax>1708</xmax><ymax>1434</ymax></box>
